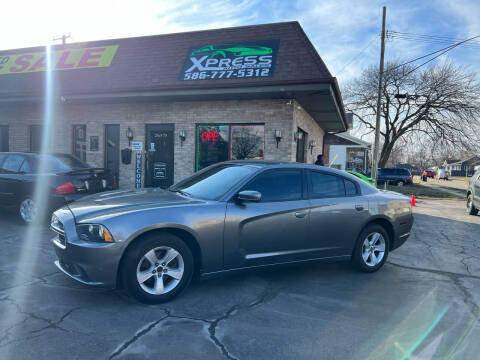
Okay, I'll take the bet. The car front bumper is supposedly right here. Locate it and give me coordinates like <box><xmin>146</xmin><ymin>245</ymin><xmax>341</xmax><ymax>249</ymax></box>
<box><xmin>51</xmin><ymin>207</ymin><xmax>124</xmax><ymax>288</ymax></box>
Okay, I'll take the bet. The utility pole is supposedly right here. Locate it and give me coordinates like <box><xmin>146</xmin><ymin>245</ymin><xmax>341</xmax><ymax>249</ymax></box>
<box><xmin>53</xmin><ymin>33</ymin><xmax>71</xmax><ymax>45</ymax></box>
<box><xmin>371</xmin><ymin>6</ymin><xmax>386</xmax><ymax>185</ymax></box>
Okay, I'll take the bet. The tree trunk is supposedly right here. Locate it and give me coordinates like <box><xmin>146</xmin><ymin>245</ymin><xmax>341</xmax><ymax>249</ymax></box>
<box><xmin>378</xmin><ymin>142</ymin><xmax>394</xmax><ymax>167</ymax></box>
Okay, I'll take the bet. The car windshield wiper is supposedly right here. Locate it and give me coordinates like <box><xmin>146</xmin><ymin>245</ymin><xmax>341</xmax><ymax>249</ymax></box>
<box><xmin>170</xmin><ymin>189</ymin><xmax>191</xmax><ymax>197</ymax></box>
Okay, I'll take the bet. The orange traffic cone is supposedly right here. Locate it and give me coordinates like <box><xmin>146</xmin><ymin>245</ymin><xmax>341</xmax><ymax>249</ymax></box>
<box><xmin>411</xmin><ymin>194</ymin><xmax>416</xmax><ymax>207</ymax></box>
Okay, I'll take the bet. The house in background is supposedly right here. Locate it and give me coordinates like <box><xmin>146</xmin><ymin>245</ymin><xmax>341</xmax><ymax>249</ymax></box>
<box><xmin>323</xmin><ymin>132</ymin><xmax>371</xmax><ymax>172</ymax></box>
<box><xmin>444</xmin><ymin>155</ymin><xmax>480</xmax><ymax>176</ymax></box>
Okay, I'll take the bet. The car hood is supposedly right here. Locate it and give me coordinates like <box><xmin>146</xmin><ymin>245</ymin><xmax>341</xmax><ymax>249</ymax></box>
<box><xmin>68</xmin><ymin>188</ymin><xmax>202</xmax><ymax>222</ymax></box>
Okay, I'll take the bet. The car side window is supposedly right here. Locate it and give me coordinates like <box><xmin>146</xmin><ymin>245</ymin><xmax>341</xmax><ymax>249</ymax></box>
<box><xmin>309</xmin><ymin>171</ymin><xmax>345</xmax><ymax>198</ymax></box>
<box><xmin>243</xmin><ymin>169</ymin><xmax>303</xmax><ymax>202</ymax></box>
<box><xmin>345</xmin><ymin>179</ymin><xmax>358</xmax><ymax>196</ymax></box>
<box><xmin>20</xmin><ymin>158</ymin><xmax>34</xmax><ymax>173</ymax></box>
<box><xmin>1</xmin><ymin>154</ymin><xmax>24</xmax><ymax>173</ymax></box>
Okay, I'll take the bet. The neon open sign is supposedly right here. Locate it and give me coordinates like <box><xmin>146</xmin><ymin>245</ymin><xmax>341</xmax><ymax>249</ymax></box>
<box><xmin>201</xmin><ymin>131</ymin><xmax>219</xmax><ymax>142</ymax></box>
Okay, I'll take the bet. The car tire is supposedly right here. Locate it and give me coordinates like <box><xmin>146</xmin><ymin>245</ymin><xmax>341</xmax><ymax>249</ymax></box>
<box><xmin>396</xmin><ymin>180</ymin><xmax>405</xmax><ymax>186</ymax></box>
<box><xmin>352</xmin><ymin>224</ymin><xmax>390</xmax><ymax>273</ymax></box>
<box><xmin>19</xmin><ymin>197</ymin><xmax>37</xmax><ymax>224</ymax></box>
<box><xmin>121</xmin><ymin>232</ymin><xmax>194</xmax><ymax>304</ymax></box>
<box><xmin>467</xmin><ymin>194</ymin><xmax>478</xmax><ymax>216</ymax></box>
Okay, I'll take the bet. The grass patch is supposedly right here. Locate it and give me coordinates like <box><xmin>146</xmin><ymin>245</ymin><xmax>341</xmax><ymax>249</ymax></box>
<box><xmin>380</xmin><ymin>183</ymin><xmax>462</xmax><ymax>199</ymax></box>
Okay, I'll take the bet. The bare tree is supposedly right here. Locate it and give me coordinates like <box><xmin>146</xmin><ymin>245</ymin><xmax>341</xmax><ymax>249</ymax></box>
<box><xmin>231</xmin><ymin>128</ymin><xmax>263</xmax><ymax>160</ymax></box>
<box><xmin>344</xmin><ymin>61</ymin><xmax>480</xmax><ymax>167</ymax></box>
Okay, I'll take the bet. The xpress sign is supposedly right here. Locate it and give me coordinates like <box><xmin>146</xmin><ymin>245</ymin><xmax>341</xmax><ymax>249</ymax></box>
<box><xmin>180</xmin><ymin>40</ymin><xmax>279</xmax><ymax>81</ymax></box>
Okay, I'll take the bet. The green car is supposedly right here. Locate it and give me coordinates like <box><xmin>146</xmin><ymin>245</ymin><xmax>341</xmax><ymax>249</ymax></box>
<box><xmin>191</xmin><ymin>44</ymin><xmax>272</xmax><ymax>58</ymax></box>
<box><xmin>346</xmin><ymin>170</ymin><xmax>374</xmax><ymax>186</ymax></box>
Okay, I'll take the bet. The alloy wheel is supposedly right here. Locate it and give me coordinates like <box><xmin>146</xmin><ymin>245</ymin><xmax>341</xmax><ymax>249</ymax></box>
<box><xmin>361</xmin><ymin>232</ymin><xmax>386</xmax><ymax>267</ymax></box>
<box><xmin>20</xmin><ymin>199</ymin><xmax>37</xmax><ymax>223</ymax></box>
<box><xmin>397</xmin><ymin>181</ymin><xmax>405</xmax><ymax>186</ymax></box>
<box><xmin>136</xmin><ymin>246</ymin><xmax>184</xmax><ymax>295</ymax></box>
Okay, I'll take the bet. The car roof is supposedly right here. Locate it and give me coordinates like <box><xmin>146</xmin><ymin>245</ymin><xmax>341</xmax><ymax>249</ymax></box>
<box><xmin>223</xmin><ymin>160</ymin><xmax>363</xmax><ymax>176</ymax></box>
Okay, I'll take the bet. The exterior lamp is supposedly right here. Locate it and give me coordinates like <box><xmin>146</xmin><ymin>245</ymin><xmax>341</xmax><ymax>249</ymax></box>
<box><xmin>274</xmin><ymin>130</ymin><xmax>283</xmax><ymax>148</ymax></box>
<box><xmin>126</xmin><ymin>127</ymin><xmax>134</xmax><ymax>145</ymax></box>
<box><xmin>179</xmin><ymin>130</ymin><xmax>186</xmax><ymax>145</ymax></box>
<box><xmin>295</xmin><ymin>130</ymin><xmax>303</xmax><ymax>141</ymax></box>
<box><xmin>309</xmin><ymin>140</ymin><xmax>316</xmax><ymax>154</ymax></box>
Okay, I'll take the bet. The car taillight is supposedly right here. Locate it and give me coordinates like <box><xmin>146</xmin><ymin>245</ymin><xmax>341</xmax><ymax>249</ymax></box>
<box><xmin>409</xmin><ymin>175</ymin><xmax>412</xmax><ymax>180</ymax></box>
<box><xmin>56</xmin><ymin>181</ymin><xmax>76</xmax><ymax>194</ymax></box>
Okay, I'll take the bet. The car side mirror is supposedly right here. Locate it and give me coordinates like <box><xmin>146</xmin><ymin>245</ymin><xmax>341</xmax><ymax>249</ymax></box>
<box><xmin>237</xmin><ymin>190</ymin><xmax>261</xmax><ymax>202</ymax></box>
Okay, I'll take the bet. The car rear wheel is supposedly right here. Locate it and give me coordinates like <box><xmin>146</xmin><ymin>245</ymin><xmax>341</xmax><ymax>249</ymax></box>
<box><xmin>19</xmin><ymin>198</ymin><xmax>37</xmax><ymax>224</ymax></box>
<box><xmin>352</xmin><ymin>224</ymin><xmax>390</xmax><ymax>272</ymax></box>
<box><xmin>121</xmin><ymin>233</ymin><xmax>194</xmax><ymax>304</ymax></box>
<box><xmin>396</xmin><ymin>180</ymin><xmax>405</xmax><ymax>186</ymax></box>
<box><xmin>467</xmin><ymin>194</ymin><xmax>478</xmax><ymax>216</ymax></box>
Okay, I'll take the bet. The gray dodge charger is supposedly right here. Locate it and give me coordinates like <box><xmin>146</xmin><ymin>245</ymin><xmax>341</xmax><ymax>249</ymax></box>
<box><xmin>51</xmin><ymin>161</ymin><xmax>413</xmax><ymax>303</ymax></box>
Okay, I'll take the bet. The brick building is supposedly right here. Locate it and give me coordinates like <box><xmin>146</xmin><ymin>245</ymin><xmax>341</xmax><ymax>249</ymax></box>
<box><xmin>0</xmin><ymin>22</ymin><xmax>348</xmax><ymax>188</ymax></box>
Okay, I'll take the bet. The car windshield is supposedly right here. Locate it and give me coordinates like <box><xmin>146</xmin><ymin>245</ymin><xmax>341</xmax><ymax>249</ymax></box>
<box><xmin>37</xmin><ymin>154</ymin><xmax>89</xmax><ymax>173</ymax></box>
<box><xmin>170</xmin><ymin>164</ymin><xmax>256</xmax><ymax>200</ymax></box>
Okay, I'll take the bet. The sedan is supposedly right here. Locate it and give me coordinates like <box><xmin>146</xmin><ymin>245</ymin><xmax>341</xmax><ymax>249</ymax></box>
<box><xmin>0</xmin><ymin>152</ymin><xmax>116</xmax><ymax>223</ymax></box>
<box><xmin>51</xmin><ymin>161</ymin><xmax>413</xmax><ymax>303</ymax></box>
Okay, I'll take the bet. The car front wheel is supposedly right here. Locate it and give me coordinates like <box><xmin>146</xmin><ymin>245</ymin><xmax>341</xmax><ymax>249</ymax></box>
<box><xmin>467</xmin><ymin>194</ymin><xmax>478</xmax><ymax>216</ymax></box>
<box><xmin>122</xmin><ymin>233</ymin><xmax>194</xmax><ymax>304</ymax></box>
<box><xmin>352</xmin><ymin>224</ymin><xmax>390</xmax><ymax>272</ymax></box>
<box><xmin>396</xmin><ymin>180</ymin><xmax>405</xmax><ymax>186</ymax></box>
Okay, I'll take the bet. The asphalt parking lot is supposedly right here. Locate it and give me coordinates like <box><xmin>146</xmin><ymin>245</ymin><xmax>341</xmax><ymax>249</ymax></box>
<box><xmin>1</xmin><ymin>198</ymin><xmax>479</xmax><ymax>360</ymax></box>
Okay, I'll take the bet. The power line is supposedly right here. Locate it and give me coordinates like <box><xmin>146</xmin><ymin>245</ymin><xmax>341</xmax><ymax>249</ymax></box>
<box><xmin>388</xmin><ymin>30</ymin><xmax>480</xmax><ymax>44</ymax></box>
<box><xmin>334</xmin><ymin>37</ymin><xmax>377</xmax><ymax>76</ymax></box>
<box><xmin>386</xmin><ymin>33</ymin><xmax>480</xmax><ymax>75</ymax></box>
<box><xmin>387</xmin><ymin>32</ymin><xmax>480</xmax><ymax>50</ymax></box>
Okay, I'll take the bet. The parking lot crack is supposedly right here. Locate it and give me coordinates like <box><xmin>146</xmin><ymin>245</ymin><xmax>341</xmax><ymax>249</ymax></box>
<box><xmin>387</xmin><ymin>261</ymin><xmax>480</xmax><ymax>317</ymax></box>
<box><xmin>207</xmin><ymin>287</ymin><xmax>278</xmax><ymax>360</ymax></box>
<box><xmin>109</xmin><ymin>312</ymin><xmax>169</xmax><ymax>359</ymax></box>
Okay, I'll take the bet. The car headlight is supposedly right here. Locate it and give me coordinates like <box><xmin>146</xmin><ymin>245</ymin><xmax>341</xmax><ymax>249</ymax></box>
<box><xmin>76</xmin><ymin>224</ymin><xmax>114</xmax><ymax>243</ymax></box>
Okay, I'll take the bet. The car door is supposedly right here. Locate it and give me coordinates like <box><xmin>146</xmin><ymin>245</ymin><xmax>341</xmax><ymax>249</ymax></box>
<box><xmin>474</xmin><ymin>172</ymin><xmax>480</xmax><ymax>207</ymax></box>
<box><xmin>223</xmin><ymin>168</ymin><xmax>310</xmax><ymax>269</ymax></box>
<box><xmin>0</xmin><ymin>154</ymin><xmax>27</xmax><ymax>207</ymax></box>
<box><xmin>377</xmin><ymin>168</ymin><xmax>387</xmax><ymax>184</ymax></box>
<box><xmin>307</xmin><ymin>170</ymin><xmax>371</xmax><ymax>257</ymax></box>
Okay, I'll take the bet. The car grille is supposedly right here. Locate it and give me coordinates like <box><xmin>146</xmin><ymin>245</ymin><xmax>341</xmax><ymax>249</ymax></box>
<box><xmin>51</xmin><ymin>218</ymin><xmax>66</xmax><ymax>247</ymax></box>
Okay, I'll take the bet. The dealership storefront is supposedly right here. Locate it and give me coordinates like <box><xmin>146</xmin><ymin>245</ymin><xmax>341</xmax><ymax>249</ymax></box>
<box><xmin>0</xmin><ymin>22</ymin><xmax>348</xmax><ymax>189</ymax></box>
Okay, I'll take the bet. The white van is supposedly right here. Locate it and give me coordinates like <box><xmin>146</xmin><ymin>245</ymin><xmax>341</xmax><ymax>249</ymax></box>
<box><xmin>436</xmin><ymin>168</ymin><xmax>449</xmax><ymax>180</ymax></box>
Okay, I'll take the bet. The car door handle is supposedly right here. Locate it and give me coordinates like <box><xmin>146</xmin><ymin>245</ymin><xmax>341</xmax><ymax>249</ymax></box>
<box><xmin>355</xmin><ymin>205</ymin><xmax>364</xmax><ymax>211</ymax></box>
<box><xmin>295</xmin><ymin>211</ymin><xmax>307</xmax><ymax>218</ymax></box>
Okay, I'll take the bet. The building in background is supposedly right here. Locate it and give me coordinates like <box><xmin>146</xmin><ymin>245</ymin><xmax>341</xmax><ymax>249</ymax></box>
<box><xmin>444</xmin><ymin>156</ymin><xmax>480</xmax><ymax>176</ymax></box>
<box><xmin>0</xmin><ymin>22</ymin><xmax>348</xmax><ymax>188</ymax></box>
<box><xmin>323</xmin><ymin>132</ymin><xmax>371</xmax><ymax>172</ymax></box>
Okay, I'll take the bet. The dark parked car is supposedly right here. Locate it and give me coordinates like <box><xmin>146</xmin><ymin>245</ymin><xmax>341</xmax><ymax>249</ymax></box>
<box><xmin>0</xmin><ymin>152</ymin><xmax>116</xmax><ymax>223</ymax></box>
<box><xmin>51</xmin><ymin>161</ymin><xmax>413</xmax><ymax>304</ymax></box>
<box><xmin>467</xmin><ymin>169</ymin><xmax>480</xmax><ymax>216</ymax></box>
<box><xmin>373</xmin><ymin>168</ymin><xmax>413</xmax><ymax>186</ymax></box>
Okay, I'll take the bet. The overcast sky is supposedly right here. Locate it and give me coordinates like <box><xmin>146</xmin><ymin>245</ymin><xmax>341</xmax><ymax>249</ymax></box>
<box><xmin>1</xmin><ymin>0</ymin><xmax>479</xmax><ymax>88</ymax></box>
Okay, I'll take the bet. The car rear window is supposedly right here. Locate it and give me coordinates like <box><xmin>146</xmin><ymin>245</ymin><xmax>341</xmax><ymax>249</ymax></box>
<box><xmin>244</xmin><ymin>170</ymin><xmax>303</xmax><ymax>202</ymax></box>
<box><xmin>1</xmin><ymin>154</ymin><xmax>25</xmax><ymax>173</ymax></box>
<box><xmin>30</xmin><ymin>154</ymin><xmax>89</xmax><ymax>173</ymax></box>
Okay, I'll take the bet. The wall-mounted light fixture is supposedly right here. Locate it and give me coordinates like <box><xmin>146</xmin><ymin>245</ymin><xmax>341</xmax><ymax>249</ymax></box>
<box><xmin>179</xmin><ymin>130</ymin><xmax>186</xmax><ymax>146</ymax></box>
<box><xmin>294</xmin><ymin>130</ymin><xmax>303</xmax><ymax>142</ymax></box>
<box><xmin>274</xmin><ymin>129</ymin><xmax>283</xmax><ymax>148</ymax></box>
<box><xmin>126</xmin><ymin>127</ymin><xmax>134</xmax><ymax>145</ymax></box>
<box><xmin>309</xmin><ymin>140</ymin><xmax>317</xmax><ymax>154</ymax></box>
